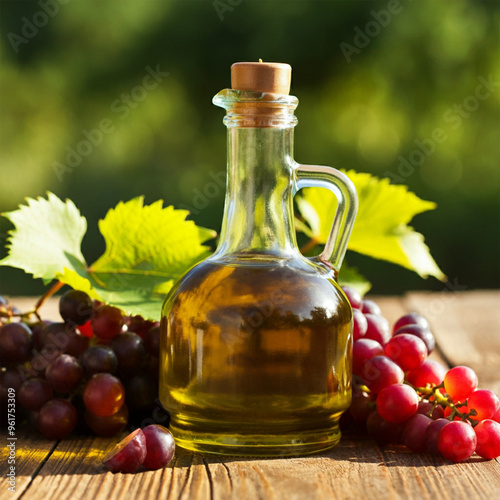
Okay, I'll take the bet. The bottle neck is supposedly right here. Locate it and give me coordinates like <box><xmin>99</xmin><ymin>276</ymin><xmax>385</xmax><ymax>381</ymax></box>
<box><xmin>213</xmin><ymin>127</ymin><xmax>299</xmax><ymax>262</ymax></box>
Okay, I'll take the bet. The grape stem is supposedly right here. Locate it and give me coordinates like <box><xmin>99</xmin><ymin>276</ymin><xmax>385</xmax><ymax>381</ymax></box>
<box><xmin>300</xmin><ymin>238</ymin><xmax>319</xmax><ymax>255</ymax></box>
<box><xmin>3</xmin><ymin>280</ymin><xmax>64</xmax><ymax>322</ymax></box>
<box><xmin>405</xmin><ymin>381</ymin><xmax>478</xmax><ymax>426</ymax></box>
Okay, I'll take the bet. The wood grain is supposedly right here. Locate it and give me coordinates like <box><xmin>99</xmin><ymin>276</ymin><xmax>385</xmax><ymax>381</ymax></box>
<box><xmin>1</xmin><ymin>293</ymin><xmax>499</xmax><ymax>500</ymax></box>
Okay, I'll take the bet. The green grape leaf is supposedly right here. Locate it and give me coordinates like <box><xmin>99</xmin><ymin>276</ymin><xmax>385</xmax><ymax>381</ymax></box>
<box><xmin>1</xmin><ymin>193</ymin><xmax>216</xmax><ymax>320</ymax></box>
<box><xmin>338</xmin><ymin>263</ymin><xmax>372</xmax><ymax>296</ymax></box>
<box><xmin>296</xmin><ymin>171</ymin><xmax>446</xmax><ymax>280</ymax></box>
<box><xmin>0</xmin><ymin>193</ymin><xmax>88</xmax><ymax>284</ymax></box>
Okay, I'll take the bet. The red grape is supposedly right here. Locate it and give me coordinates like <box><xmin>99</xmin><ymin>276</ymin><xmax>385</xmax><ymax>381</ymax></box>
<box><xmin>18</xmin><ymin>378</ymin><xmax>53</xmax><ymax>411</ymax></box>
<box><xmin>341</xmin><ymin>286</ymin><xmax>362</xmax><ymax>309</ymax></box>
<box><xmin>443</xmin><ymin>366</ymin><xmax>478</xmax><ymax>402</ymax></box>
<box><xmin>352</xmin><ymin>339</ymin><xmax>384</xmax><ymax>377</ymax></box>
<box><xmin>45</xmin><ymin>354</ymin><xmax>84</xmax><ymax>394</ymax></box>
<box><xmin>384</xmin><ymin>334</ymin><xmax>427</xmax><ymax>371</ymax></box>
<box><xmin>85</xmin><ymin>404</ymin><xmax>129</xmax><ymax>437</ymax></box>
<box><xmin>438</xmin><ymin>421</ymin><xmax>477</xmax><ymax>462</ymax></box>
<box><xmin>394</xmin><ymin>324</ymin><xmax>435</xmax><ymax>354</ymax></box>
<box><xmin>78</xmin><ymin>320</ymin><xmax>94</xmax><ymax>338</ymax></box>
<box><xmin>92</xmin><ymin>305</ymin><xmax>124</xmax><ymax>340</ymax></box>
<box><xmin>492</xmin><ymin>406</ymin><xmax>500</xmax><ymax>424</ymax></box>
<box><xmin>393</xmin><ymin>313</ymin><xmax>429</xmax><ymax>334</ymax></box>
<box><xmin>352</xmin><ymin>309</ymin><xmax>368</xmax><ymax>341</ymax></box>
<box><xmin>467</xmin><ymin>389</ymin><xmax>500</xmax><ymax>421</ymax></box>
<box><xmin>142</xmin><ymin>425</ymin><xmax>175</xmax><ymax>470</ymax></box>
<box><xmin>83</xmin><ymin>373</ymin><xmax>125</xmax><ymax>417</ymax></box>
<box><xmin>362</xmin><ymin>356</ymin><xmax>404</xmax><ymax>394</ymax></box>
<box><xmin>424</xmin><ymin>418</ymin><xmax>449</xmax><ymax>452</ymax></box>
<box><xmin>102</xmin><ymin>428</ymin><xmax>147</xmax><ymax>473</ymax></box>
<box><xmin>37</xmin><ymin>398</ymin><xmax>77</xmax><ymax>440</ymax></box>
<box><xmin>406</xmin><ymin>360</ymin><xmax>446</xmax><ymax>389</ymax></box>
<box><xmin>474</xmin><ymin>419</ymin><xmax>500</xmax><ymax>459</ymax></box>
<box><xmin>377</xmin><ymin>384</ymin><xmax>419</xmax><ymax>423</ymax></box>
<box><xmin>403</xmin><ymin>413</ymin><xmax>433</xmax><ymax>452</ymax></box>
<box><xmin>364</xmin><ymin>314</ymin><xmax>391</xmax><ymax>345</ymax></box>
<box><xmin>361</xmin><ymin>299</ymin><xmax>381</xmax><ymax>315</ymax></box>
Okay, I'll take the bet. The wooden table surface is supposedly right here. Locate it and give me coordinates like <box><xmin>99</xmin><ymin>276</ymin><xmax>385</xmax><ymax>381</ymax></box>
<box><xmin>1</xmin><ymin>291</ymin><xmax>500</xmax><ymax>500</ymax></box>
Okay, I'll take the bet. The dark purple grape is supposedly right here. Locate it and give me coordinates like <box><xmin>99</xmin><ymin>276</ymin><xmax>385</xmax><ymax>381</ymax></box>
<box><xmin>85</xmin><ymin>404</ymin><xmax>129</xmax><ymax>437</ymax></box>
<box><xmin>39</xmin><ymin>322</ymin><xmax>88</xmax><ymax>356</ymax></box>
<box><xmin>127</xmin><ymin>316</ymin><xmax>158</xmax><ymax>339</ymax></box>
<box><xmin>45</xmin><ymin>354</ymin><xmax>83</xmax><ymax>394</ymax></box>
<box><xmin>0</xmin><ymin>322</ymin><xmax>33</xmax><ymax>365</ymax></box>
<box><xmin>366</xmin><ymin>410</ymin><xmax>404</xmax><ymax>444</ymax></box>
<box><xmin>37</xmin><ymin>398</ymin><xmax>77</xmax><ymax>439</ymax></box>
<box><xmin>31</xmin><ymin>320</ymin><xmax>52</xmax><ymax>350</ymax></box>
<box><xmin>59</xmin><ymin>289</ymin><xmax>94</xmax><ymax>326</ymax></box>
<box><xmin>124</xmin><ymin>373</ymin><xmax>158</xmax><ymax>414</ymax></box>
<box><xmin>425</xmin><ymin>418</ymin><xmax>450</xmax><ymax>452</ymax></box>
<box><xmin>417</xmin><ymin>400</ymin><xmax>444</xmax><ymax>420</ymax></box>
<box><xmin>92</xmin><ymin>305</ymin><xmax>124</xmax><ymax>340</ymax></box>
<box><xmin>142</xmin><ymin>425</ymin><xmax>175</xmax><ymax>470</ymax></box>
<box><xmin>18</xmin><ymin>378</ymin><xmax>54</xmax><ymax>410</ymax></box>
<box><xmin>81</xmin><ymin>345</ymin><xmax>118</xmax><ymax>378</ymax></box>
<box><xmin>0</xmin><ymin>368</ymin><xmax>25</xmax><ymax>405</ymax></box>
<box><xmin>31</xmin><ymin>347</ymin><xmax>62</xmax><ymax>375</ymax></box>
<box><xmin>403</xmin><ymin>413</ymin><xmax>433</xmax><ymax>452</ymax></box>
<box><xmin>110</xmin><ymin>332</ymin><xmax>148</xmax><ymax>376</ymax></box>
<box><xmin>349</xmin><ymin>388</ymin><xmax>373</xmax><ymax>422</ymax></box>
<box><xmin>144</xmin><ymin>326</ymin><xmax>160</xmax><ymax>357</ymax></box>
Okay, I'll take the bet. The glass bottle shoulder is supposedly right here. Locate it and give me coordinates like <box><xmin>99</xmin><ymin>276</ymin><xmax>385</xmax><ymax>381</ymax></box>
<box><xmin>161</xmin><ymin>254</ymin><xmax>351</xmax><ymax>326</ymax></box>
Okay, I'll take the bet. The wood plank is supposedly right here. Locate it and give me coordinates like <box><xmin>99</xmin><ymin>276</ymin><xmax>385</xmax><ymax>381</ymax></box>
<box><xmin>7</xmin><ymin>432</ymin><xmax>500</xmax><ymax>500</ymax></box>
<box><xmin>0</xmin><ymin>426</ymin><xmax>58</xmax><ymax>499</ymax></box>
<box><xmin>406</xmin><ymin>290</ymin><xmax>500</xmax><ymax>393</ymax></box>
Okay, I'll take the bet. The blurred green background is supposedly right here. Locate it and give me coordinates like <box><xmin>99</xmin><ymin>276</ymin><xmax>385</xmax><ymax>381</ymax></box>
<box><xmin>0</xmin><ymin>0</ymin><xmax>499</xmax><ymax>296</ymax></box>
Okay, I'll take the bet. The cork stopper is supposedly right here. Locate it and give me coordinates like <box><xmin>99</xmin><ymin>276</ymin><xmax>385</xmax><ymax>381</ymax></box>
<box><xmin>231</xmin><ymin>60</ymin><xmax>291</xmax><ymax>95</ymax></box>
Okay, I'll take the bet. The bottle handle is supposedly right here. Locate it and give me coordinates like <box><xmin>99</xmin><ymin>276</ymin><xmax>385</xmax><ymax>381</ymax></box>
<box><xmin>294</xmin><ymin>164</ymin><xmax>358</xmax><ymax>271</ymax></box>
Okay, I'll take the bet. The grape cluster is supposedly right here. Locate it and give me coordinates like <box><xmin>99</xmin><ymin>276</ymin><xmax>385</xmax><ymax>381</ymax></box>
<box><xmin>0</xmin><ymin>291</ymin><xmax>165</xmax><ymax>440</ymax></box>
<box><xmin>342</xmin><ymin>287</ymin><xmax>500</xmax><ymax>463</ymax></box>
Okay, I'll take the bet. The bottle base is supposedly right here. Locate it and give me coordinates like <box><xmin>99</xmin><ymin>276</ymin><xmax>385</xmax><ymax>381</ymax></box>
<box><xmin>170</xmin><ymin>422</ymin><xmax>342</xmax><ymax>457</ymax></box>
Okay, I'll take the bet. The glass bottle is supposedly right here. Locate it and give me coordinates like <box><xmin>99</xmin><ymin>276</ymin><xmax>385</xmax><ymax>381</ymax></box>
<box><xmin>160</xmin><ymin>62</ymin><xmax>358</xmax><ymax>457</ymax></box>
